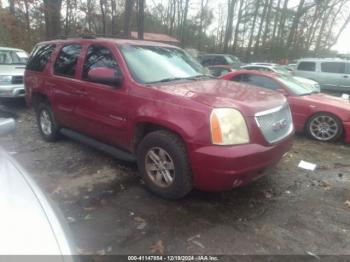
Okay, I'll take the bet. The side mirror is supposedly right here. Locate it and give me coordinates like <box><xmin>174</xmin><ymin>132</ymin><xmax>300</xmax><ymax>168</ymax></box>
<box><xmin>276</xmin><ymin>88</ymin><xmax>289</xmax><ymax>96</ymax></box>
<box><xmin>0</xmin><ymin>118</ymin><xmax>16</xmax><ymax>136</ymax></box>
<box><xmin>88</xmin><ymin>67</ymin><xmax>123</xmax><ymax>87</ymax></box>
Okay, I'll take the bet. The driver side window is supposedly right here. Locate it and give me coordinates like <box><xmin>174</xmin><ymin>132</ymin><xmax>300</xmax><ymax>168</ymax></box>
<box><xmin>82</xmin><ymin>45</ymin><xmax>121</xmax><ymax>81</ymax></box>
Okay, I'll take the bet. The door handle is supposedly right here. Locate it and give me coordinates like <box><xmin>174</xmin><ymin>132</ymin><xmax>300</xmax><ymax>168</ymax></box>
<box><xmin>344</xmin><ymin>75</ymin><xmax>349</xmax><ymax>78</ymax></box>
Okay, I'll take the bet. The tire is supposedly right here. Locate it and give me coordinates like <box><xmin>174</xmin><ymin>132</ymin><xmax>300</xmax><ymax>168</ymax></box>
<box><xmin>306</xmin><ymin>113</ymin><xmax>343</xmax><ymax>142</ymax></box>
<box><xmin>36</xmin><ymin>103</ymin><xmax>60</xmax><ymax>142</ymax></box>
<box><xmin>137</xmin><ymin>130</ymin><xmax>193</xmax><ymax>199</ymax></box>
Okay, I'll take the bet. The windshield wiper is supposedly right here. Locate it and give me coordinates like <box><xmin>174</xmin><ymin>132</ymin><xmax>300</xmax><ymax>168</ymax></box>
<box><xmin>147</xmin><ymin>77</ymin><xmax>191</xmax><ymax>84</ymax></box>
<box><xmin>186</xmin><ymin>74</ymin><xmax>215</xmax><ymax>80</ymax></box>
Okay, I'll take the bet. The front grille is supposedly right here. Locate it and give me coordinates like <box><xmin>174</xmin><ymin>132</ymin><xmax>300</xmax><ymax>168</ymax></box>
<box><xmin>11</xmin><ymin>76</ymin><xmax>24</xmax><ymax>84</ymax></box>
<box><xmin>255</xmin><ymin>103</ymin><xmax>293</xmax><ymax>144</ymax></box>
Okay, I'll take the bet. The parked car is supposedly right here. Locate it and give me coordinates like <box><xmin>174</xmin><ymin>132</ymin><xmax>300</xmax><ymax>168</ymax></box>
<box><xmin>198</xmin><ymin>54</ymin><xmax>242</xmax><ymax>69</ymax></box>
<box><xmin>242</xmin><ymin>64</ymin><xmax>321</xmax><ymax>92</ymax></box>
<box><xmin>221</xmin><ymin>70</ymin><xmax>350</xmax><ymax>143</ymax></box>
<box><xmin>295</xmin><ymin>58</ymin><xmax>350</xmax><ymax>92</ymax></box>
<box><xmin>0</xmin><ymin>47</ymin><xmax>28</xmax><ymax>98</ymax></box>
<box><xmin>0</xmin><ymin>118</ymin><xmax>76</xmax><ymax>258</ymax></box>
<box><xmin>25</xmin><ymin>37</ymin><xmax>294</xmax><ymax>199</ymax></box>
<box><xmin>207</xmin><ymin>65</ymin><xmax>235</xmax><ymax>77</ymax></box>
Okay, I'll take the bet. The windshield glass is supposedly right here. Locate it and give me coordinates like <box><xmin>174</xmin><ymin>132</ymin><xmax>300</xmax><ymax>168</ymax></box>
<box><xmin>0</xmin><ymin>50</ymin><xmax>28</xmax><ymax>65</ymax></box>
<box><xmin>277</xmin><ymin>75</ymin><xmax>312</xmax><ymax>96</ymax></box>
<box><xmin>119</xmin><ymin>45</ymin><xmax>206</xmax><ymax>84</ymax></box>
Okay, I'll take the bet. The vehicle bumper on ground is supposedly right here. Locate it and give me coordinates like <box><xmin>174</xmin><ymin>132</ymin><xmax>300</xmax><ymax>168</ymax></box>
<box><xmin>0</xmin><ymin>84</ymin><xmax>25</xmax><ymax>98</ymax></box>
<box><xmin>343</xmin><ymin>121</ymin><xmax>350</xmax><ymax>144</ymax></box>
<box><xmin>190</xmin><ymin>136</ymin><xmax>294</xmax><ymax>192</ymax></box>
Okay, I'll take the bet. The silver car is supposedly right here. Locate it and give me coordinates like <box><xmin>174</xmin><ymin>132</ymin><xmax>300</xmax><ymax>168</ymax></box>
<box><xmin>295</xmin><ymin>58</ymin><xmax>350</xmax><ymax>92</ymax></box>
<box><xmin>0</xmin><ymin>118</ymin><xmax>76</xmax><ymax>259</ymax></box>
<box><xmin>0</xmin><ymin>47</ymin><xmax>28</xmax><ymax>98</ymax></box>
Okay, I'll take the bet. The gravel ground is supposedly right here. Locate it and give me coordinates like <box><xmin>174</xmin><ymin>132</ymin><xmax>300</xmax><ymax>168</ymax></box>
<box><xmin>0</xmin><ymin>98</ymin><xmax>350</xmax><ymax>257</ymax></box>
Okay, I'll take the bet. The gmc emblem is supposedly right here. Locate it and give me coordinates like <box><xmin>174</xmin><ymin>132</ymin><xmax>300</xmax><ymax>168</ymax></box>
<box><xmin>272</xmin><ymin>119</ymin><xmax>288</xmax><ymax>132</ymax></box>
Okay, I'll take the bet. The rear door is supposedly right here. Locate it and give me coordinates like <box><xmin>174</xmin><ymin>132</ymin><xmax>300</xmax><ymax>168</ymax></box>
<box><xmin>74</xmin><ymin>43</ymin><xmax>130</xmax><ymax>149</ymax></box>
<box><xmin>339</xmin><ymin>62</ymin><xmax>350</xmax><ymax>92</ymax></box>
<box><xmin>319</xmin><ymin>62</ymin><xmax>345</xmax><ymax>91</ymax></box>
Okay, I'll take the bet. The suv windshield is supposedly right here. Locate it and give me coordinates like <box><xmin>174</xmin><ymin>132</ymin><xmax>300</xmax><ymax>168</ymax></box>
<box><xmin>0</xmin><ymin>50</ymin><xmax>28</xmax><ymax>65</ymax></box>
<box><xmin>120</xmin><ymin>45</ymin><xmax>207</xmax><ymax>84</ymax></box>
<box><xmin>277</xmin><ymin>75</ymin><xmax>312</xmax><ymax>96</ymax></box>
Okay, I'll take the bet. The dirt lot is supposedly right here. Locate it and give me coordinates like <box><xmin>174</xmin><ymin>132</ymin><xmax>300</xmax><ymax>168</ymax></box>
<box><xmin>1</xmin><ymin>98</ymin><xmax>350</xmax><ymax>256</ymax></box>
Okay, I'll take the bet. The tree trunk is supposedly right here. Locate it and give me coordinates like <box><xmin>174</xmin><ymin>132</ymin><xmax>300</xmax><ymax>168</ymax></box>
<box><xmin>232</xmin><ymin>0</ymin><xmax>244</xmax><ymax>53</ymax></box>
<box><xmin>123</xmin><ymin>0</ymin><xmax>135</xmax><ymax>38</ymax></box>
<box><xmin>223</xmin><ymin>0</ymin><xmax>235</xmax><ymax>53</ymax></box>
<box><xmin>100</xmin><ymin>0</ymin><xmax>106</xmax><ymax>36</ymax></box>
<box><xmin>24</xmin><ymin>0</ymin><xmax>31</xmax><ymax>37</ymax></box>
<box><xmin>198</xmin><ymin>0</ymin><xmax>208</xmax><ymax>50</ymax></box>
<box><xmin>65</xmin><ymin>0</ymin><xmax>70</xmax><ymax>36</ymax></box>
<box><xmin>245</xmin><ymin>0</ymin><xmax>261</xmax><ymax>61</ymax></box>
<box><xmin>285</xmin><ymin>0</ymin><xmax>305</xmax><ymax>52</ymax></box>
<box><xmin>9</xmin><ymin>0</ymin><xmax>15</xmax><ymax>15</ymax></box>
<box><xmin>43</xmin><ymin>0</ymin><xmax>62</xmax><ymax>39</ymax></box>
<box><xmin>180</xmin><ymin>0</ymin><xmax>190</xmax><ymax>47</ymax></box>
<box><xmin>261</xmin><ymin>0</ymin><xmax>273</xmax><ymax>47</ymax></box>
<box><xmin>253</xmin><ymin>0</ymin><xmax>268</xmax><ymax>56</ymax></box>
<box><xmin>138</xmin><ymin>0</ymin><xmax>145</xmax><ymax>39</ymax></box>
<box><xmin>276</xmin><ymin>0</ymin><xmax>289</xmax><ymax>47</ymax></box>
<box><xmin>111</xmin><ymin>0</ymin><xmax>118</xmax><ymax>36</ymax></box>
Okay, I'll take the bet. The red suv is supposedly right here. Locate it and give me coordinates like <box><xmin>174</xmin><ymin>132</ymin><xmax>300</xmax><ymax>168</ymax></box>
<box><xmin>25</xmin><ymin>37</ymin><xmax>294</xmax><ymax>199</ymax></box>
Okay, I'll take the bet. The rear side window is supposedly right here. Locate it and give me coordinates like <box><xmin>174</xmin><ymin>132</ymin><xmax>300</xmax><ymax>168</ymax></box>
<box><xmin>54</xmin><ymin>44</ymin><xmax>82</xmax><ymax>78</ymax></box>
<box><xmin>242</xmin><ymin>74</ymin><xmax>280</xmax><ymax>90</ymax></box>
<box><xmin>297</xmin><ymin>62</ymin><xmax>316</xmax><ymax>72</ymax></box>
<box><xmin>26</xmin><ymin>44</ymin><xmax>56</xmax><ymax>72</ymax></box>
<box><xmin>82</xmin><ymin>44</ymin><xmax>120</xmax><ymax>81</ymax></box>
<box><xmin>321</xmin><ymin>62</ymin><xmax>345</xmax><ymax>74</ymax></box>
<box><xmin>231</xmin><ymin>74</ymin><xmax>242</xmax><ymax>82</ymax></box>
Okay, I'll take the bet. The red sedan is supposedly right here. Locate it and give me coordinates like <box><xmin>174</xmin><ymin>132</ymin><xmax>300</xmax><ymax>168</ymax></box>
<box><xmin>221</xmin><ymin>70</ymin><xmax>350</xmax><ymax>143</ymax></box>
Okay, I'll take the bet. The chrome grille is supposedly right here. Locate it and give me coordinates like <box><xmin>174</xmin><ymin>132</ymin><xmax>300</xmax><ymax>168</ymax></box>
<box><xmin>255</xmin><ymin>103</ymin><xmax>293</xmax><ymax>144</ymax></box>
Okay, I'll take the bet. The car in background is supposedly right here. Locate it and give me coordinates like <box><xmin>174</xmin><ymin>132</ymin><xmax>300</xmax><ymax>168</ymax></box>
<box><xmin>198</xmin><ymin>54</ymin><xmax>242</xmax><ymax>69</ymax></box>
<box><xmin>0</xmin><ymin>47</ymin><xmax>28</xmax><ymax>98</ymax></box>
<box><xmin>221</xmin><ymin>70</ymin><xmax>350</xmax><ymax>143</ymax></box>
<box><xmin>295</xmin><ymin>58</ymin><xmax>350</xmax><ymax>92</ymax></box>
<box><xmin>25</xmin><ymin>37</ymin><xmax>294</xmax><ymax>198</ymax></box>
<box><xmin>0</xmin><ymin>118</ymin><xmax>76</xmax><ymax>258</ymax></box>
<box><xmin>207</xmin><ymin>65</ymin><xmax>235</xmax><ymax>77</ymax></box>
<box><xmin>242</xmin><ymin>64</ymin><xmax>321</xmax><ymax>92</ymax></box>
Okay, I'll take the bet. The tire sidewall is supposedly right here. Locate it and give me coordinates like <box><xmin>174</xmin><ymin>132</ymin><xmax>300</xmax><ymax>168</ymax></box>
<box><xmin>137</xmin><ymin>131</ymin><xmax>192</xmax><ymax>199</ymax></box>
<box><xmin>36</xmin><ymin>103</ymin><xmax>60</xmax><ymax>141</ymax></box>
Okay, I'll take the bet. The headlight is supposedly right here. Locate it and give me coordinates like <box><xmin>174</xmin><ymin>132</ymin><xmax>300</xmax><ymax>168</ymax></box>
<box><xmin>210</xmin><ymin>108</ymin><xmax>250</xmax><ymax>145</ymax></box>
<box><xmin>0</xmin><ymin>75</ymin><xmax>12</xmax><ymax>84</ymax></box>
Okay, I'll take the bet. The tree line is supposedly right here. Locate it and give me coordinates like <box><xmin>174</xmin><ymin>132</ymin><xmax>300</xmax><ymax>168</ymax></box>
<box><xmin>0</xmin><ymin>0</ymin><xmax>350</xmax><ymax>62</ymax></box>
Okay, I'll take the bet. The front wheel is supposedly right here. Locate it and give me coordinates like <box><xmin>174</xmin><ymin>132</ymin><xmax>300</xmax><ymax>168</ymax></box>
<box><xmin>306</xmin><ymin>113</ymin><xmax>343</xmax><ymax>142</ymax></box>
<box><xmin>137</xmin><ymin>130</ymin><xmax>193</xmax><ymax>199</ymax></box>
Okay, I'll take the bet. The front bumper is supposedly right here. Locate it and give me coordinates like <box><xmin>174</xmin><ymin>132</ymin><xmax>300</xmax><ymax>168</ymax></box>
<box><xmin>190</xmin><ymin>136</ymin><xmax>294</xmax><ymax>192</ymax></box>
<box><xmin>0</xmin><ymin>84</ymin><xmax>25</xmax><ymax>98</ymax></box>
<box><xmin>343</xmin><ymin>121</ymin><xmax>350</xmax><ymax>144</ymax></box>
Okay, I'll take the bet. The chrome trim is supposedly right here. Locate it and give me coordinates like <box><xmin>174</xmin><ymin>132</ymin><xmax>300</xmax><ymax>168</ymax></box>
<box><xmin>254</xmin><ymin>104</ymin><xmax>284</xmax><ymax>117</ymax></box>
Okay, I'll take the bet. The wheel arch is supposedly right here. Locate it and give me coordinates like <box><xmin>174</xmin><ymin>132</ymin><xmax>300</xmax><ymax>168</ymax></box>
<box><xmin>132</xmin><ymin>119</ymin><xmax>189</xmax><ymax>153</ymax></box>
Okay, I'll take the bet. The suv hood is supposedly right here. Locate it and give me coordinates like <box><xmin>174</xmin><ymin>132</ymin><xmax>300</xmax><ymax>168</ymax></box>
<box><xmin>0</xmin><ymin>65</ymin><xmax>25</xmax><ymax>76</ymax></box>
<box><xmin>150</xmin><ymin>80</ymin><xmax>286</xmax><ymax>116</ymax></box>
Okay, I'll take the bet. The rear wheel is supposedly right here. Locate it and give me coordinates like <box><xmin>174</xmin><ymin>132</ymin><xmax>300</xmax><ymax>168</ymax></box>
<box><xmin>306</xmin><ymin>113</ymin><xmax>343</xmax><ymax>142</ymax></box>
<box><xmin>137</xmin><ymin>130</ymin><xmax>192</xmax><ymax>199</ymax></box>
<box><xmin>36</xmin><ymin>103</ymin><xmax>60</xmax><ymax>142</ymax></box>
